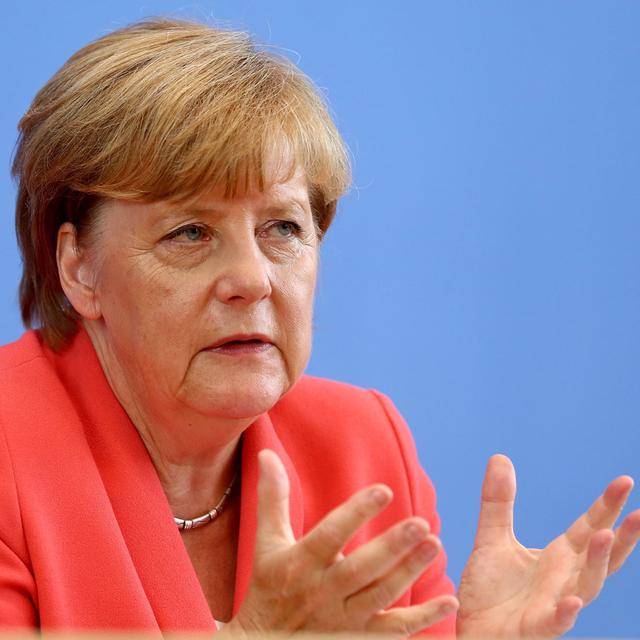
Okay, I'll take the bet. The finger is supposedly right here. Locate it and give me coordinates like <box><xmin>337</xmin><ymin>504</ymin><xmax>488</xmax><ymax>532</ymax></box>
<box><xmin>608</xmin><ymin>508</ymin><xmax>640</xmax><ymax>574</ymax></box>
<box><xmin>473</xmin><ymin>454</ymin><xmax>516</xmax><ymax>548</ymax></box>
<box><xmin>565</xmin><ymin>476</ymin><xmax>633</xmax><ymax>553</ymax></box>
<box><xmin>255</xmin><ymin>449</ymin><xmax>295</xmax><ymax>553</ymax></box>
<box><xmin>543</xmin><ymin>595</ymin><xmax>583</xmax><ymax>638</ymax></box>
<box><xmin>367</xmin><ymin>596</ymin><xmax>459</xmax><ymax>637</ymax></box>
<box><xmin>344</xmin><ymin>536</ymin><xmax>441</xmax><ymax>615</ymax></box>
<box><xmin>329</xmin><ymin>517</ymin><xmax>431</xmax><ymax>595</ymax></box>
<box><xmin>299</xmin><ymin>484</ymin><xmax>392</xmax><ymax>564</ymax></box>
<box><xmin>575</xmin><ymin>529</ymin><xmax>614</xmax><ymax>604</ymax></box>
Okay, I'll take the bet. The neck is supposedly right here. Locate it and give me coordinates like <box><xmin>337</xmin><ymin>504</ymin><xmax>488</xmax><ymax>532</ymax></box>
<box><xmin>145</xmin><ymin>433</ymin><xmax>242</xmax><ymax>519</ymax></box>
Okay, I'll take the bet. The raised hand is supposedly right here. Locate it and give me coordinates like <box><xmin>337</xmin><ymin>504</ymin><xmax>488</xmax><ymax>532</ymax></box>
<box><xmin>223</xmin><ymin>449</ymin><xmax>459</xmax><ymax>637</ymax></box>
<box><xmin>457</xmin><ymin>455</ymin><xmax>640</xmax><ymax>638</ymax></box>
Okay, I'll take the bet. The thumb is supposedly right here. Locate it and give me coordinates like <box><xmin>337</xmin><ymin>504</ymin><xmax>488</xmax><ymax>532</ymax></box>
<box><xmin>474</xmin><ymin>454</ymin><xmax>517</xmax><ymax>548</ymax></box>
<box><xmin>254</xmin><ymin>449</ymin><xmax>295</xmax><ymax>554</ymax></box>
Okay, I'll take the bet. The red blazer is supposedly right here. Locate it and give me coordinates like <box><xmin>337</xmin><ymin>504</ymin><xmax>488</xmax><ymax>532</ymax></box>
<box><xmin>0</xmin><ymin>328</ymin><xmax>455</xmax><ymax>633</ymax></box>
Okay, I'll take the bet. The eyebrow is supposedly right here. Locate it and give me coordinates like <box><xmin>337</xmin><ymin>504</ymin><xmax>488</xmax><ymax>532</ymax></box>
<box><xmin>262</xmin><ymin>199</ymin><xmax>310</xmax><ymax>216</ymax></box>
<box><xmin>180</xmin><ymin>197</ymin><xmax>311</xmax><ymax>218</ymax></box>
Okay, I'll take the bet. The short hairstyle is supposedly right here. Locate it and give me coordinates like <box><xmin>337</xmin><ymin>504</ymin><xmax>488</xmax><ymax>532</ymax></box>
<box><xmin>13</xmin><ymin>18</ymin><xmax>351</xmax><ymax>351</ymax></box>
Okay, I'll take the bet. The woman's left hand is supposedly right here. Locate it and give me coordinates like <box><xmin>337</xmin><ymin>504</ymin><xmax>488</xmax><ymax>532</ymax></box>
<box><xmin>457</xmin><ymin>455</ymin><xmax>640</xmax><ymax>638</ymax></box>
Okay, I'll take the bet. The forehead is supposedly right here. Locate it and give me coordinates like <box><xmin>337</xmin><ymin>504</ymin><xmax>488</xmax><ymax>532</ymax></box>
<box><xmin>160</xmin><ymin>164</ymin><xmax>312</xmax><ymax>217</ymax></box>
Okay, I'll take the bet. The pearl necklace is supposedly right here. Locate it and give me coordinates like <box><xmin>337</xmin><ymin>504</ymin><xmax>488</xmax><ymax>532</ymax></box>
<box><xmin>174</xmin><ymin>470</ymin><xmax>238</xmax><ymax>531</ymax></box>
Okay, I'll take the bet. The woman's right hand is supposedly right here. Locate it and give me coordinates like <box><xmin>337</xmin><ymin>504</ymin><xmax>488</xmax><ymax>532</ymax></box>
<box><xmin>222</xmin><ymin>449</ymin><xmax>458</xmax><ymax>638</ymax></box>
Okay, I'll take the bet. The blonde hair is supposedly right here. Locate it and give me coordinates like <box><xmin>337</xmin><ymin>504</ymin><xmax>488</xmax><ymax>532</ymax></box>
<box><xmin>13</xmin><ymin>17</ymin><xmax>351</xmax><ymax>350</ymax></box>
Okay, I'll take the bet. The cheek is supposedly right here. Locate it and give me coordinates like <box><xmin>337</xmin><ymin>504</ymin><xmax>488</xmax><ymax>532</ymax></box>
<box><xmin>278</xmin><ymin>257</ymin><xmax>317</xmax><ymax>351</ymax></box>
<box><xmin>108</xmin><ymin>255</ymin><xmax>205</xmax><ymax>316</ymax></box>
<box><xmin>97</xmin><ymin>256</ymin><xmax>211</xmax><ymax>370</ymax></box>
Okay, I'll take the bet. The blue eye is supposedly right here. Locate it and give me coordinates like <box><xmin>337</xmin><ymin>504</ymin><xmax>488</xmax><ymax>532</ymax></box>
<box><xmin>168</xmin><ymin>224</ymin><xmax>208</xmax><ymax>242</ymax></box>
<box><xmin>271</xmin><ymin>221</ymin><xmax>300</xmax><ymax>238</ymax></box>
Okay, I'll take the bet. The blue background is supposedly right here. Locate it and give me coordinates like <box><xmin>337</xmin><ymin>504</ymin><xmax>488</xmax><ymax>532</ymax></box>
<box><xmin>1</xmin><ymin>1</ymin><xmax>638</xmax><ymax>635</ymax></box>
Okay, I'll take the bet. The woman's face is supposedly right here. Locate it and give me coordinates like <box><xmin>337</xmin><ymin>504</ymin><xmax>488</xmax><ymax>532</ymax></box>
<box><xmin>83</xmin><ymin>168</ymin><xmax>319</xmax><ymax>422</ymax></box>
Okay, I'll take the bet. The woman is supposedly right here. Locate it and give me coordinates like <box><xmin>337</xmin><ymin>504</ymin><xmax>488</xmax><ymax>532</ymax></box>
<box><xmin>1</xmin><ymin>17</ymin><xmax>638</xmax><ymax>636</ymax></box>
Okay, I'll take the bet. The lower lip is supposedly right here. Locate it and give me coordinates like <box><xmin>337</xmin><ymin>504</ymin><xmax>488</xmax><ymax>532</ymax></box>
<box><xmin>205</xmin><ymin>342</ymin><xmax>274</xmax><ymax>356</ymax></box>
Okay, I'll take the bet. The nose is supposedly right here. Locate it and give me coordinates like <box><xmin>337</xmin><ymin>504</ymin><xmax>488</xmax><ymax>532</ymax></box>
<box><xmin>213</xmin><ymin>236</ymin><xmax>272</xmax><ymax>305</ymax></box>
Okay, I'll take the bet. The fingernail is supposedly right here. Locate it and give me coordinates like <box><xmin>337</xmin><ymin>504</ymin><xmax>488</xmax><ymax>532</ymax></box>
<box><xmin>405</xmin><ymin>523</ymin><xmax>427</xmax><ymax>543</ymax></box>
<box><xmin>440</xmin><ymin>600</ymin><xmax>458</xmax><ymax>615</ymax></box>
<box><xmin>414</xmin><ymin>542</ymin><xmax>438</xmax><ymax>563</ymax></box>
<box><xmin>370</xmin><ymin>488</ymin><xmax>388</xmax><ymax>506</ymax></box>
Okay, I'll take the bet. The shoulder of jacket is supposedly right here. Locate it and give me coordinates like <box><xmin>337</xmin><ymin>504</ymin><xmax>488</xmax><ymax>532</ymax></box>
<box><xmin>270</xmin><ymin>374</ymin><xmax>409</xmax><ymax>450</ymax></box>
<box><xmin>284</xmin><ymin>374</ymin><xmax>373</xmax><ymax>402</ymax></box>
<box><xmin>0</xmin><ymin>330</ymin><xmax>47</xmax><ymax>373</ymax></box>
<box><xmin>274</xmin><ymin>374</ymin><xmax>381</xmax><ymax>417</ymax></box>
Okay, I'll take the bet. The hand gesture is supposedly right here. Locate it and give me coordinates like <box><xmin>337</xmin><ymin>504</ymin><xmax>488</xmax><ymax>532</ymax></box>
<box><xmin>457</xmin><ymin>454</ymin><xmax>640</xmax><ymax>638</ymax></box>
<box><xmin>223</xmin><ymin>449</ymin><xmax>458</xmax><ymax>637</ymax></box>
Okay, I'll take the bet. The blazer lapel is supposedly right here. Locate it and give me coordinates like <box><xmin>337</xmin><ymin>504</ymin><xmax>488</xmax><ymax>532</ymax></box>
<box><xmin>56</xmin><ymin>329</ymin><xmax>215</xmax><ymax>631</ymax></box>
<box><xmin>233</xmin><ymin>411</ymin><xmax>304</xmax><ymax>615</ymax></box>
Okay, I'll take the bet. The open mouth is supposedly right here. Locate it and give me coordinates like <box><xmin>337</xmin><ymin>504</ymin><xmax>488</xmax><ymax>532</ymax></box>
<box><xmin>206</xmin><ymin>337</ymin><xmax>273</xmax><ymax>355</ymax></box>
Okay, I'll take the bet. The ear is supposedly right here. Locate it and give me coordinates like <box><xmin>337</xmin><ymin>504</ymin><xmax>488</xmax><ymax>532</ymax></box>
<box><xmin>56</xmin><ymin>222</ymin><xmax>102</xmax><ymax>320</ymax></box>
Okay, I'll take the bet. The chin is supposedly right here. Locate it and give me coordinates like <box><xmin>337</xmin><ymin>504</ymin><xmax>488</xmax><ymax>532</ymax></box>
<box><xmin>185</xmin><ymin>379</ymin><xmax>289</xmax><ymax>420</ymax></box>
